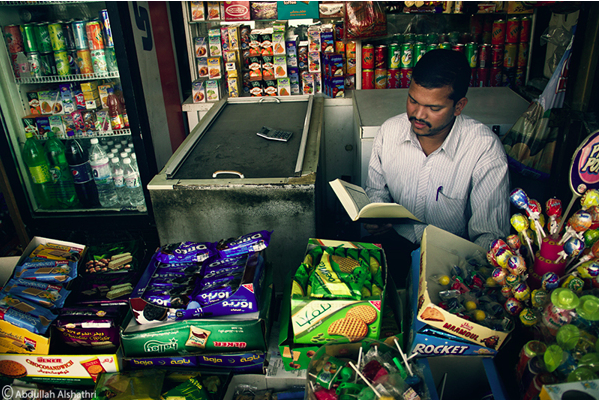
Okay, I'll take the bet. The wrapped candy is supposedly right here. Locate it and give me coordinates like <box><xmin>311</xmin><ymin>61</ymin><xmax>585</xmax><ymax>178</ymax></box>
<box><xmin>559</xmin><ymin>210</ymin><xmax>593</xmax><ymax>244</ymax></box>
<box><xmin>556</xmin><ymin>237</ymin><xmax>585</xmax><ymax>263</ymax></box>
<box><xmin>505</xmin><ymin>297</ymin><xmax>524</xmax><ymax>315</ymax></box>
<box><xmin>507</xmin><ymin>255</ymin><xmax>527</xmax><ymax>276</ymax></box>
<box><xmin>519</xmin><ymin>308</ymin><xmax>538</xmax><ymax>327</ymax></box>
<box><xmin>513</xmin><ymin>282</ymin><xmax>531</xmax><ymax>302</ymax></box>
<box><xmin>542</xmin><ymin>272</ymin><xmax>560</xmax><ymax>291</ymax></box>
<box><xmin>492</xmin><ymin>267</ymin><xmax>508</xmax><ymax>285</ymax></box>
<box><xmin>510</xmin><ymin>188</ymin><xmax>546</xmax><ymax>240</ymax></box>
<box><xmin>506</xmin><ymin>234</ymin><xmax>523</xmax><ymax>256</ymax></box>
<box><xmin>511</xmin><ymin>213</ymin><xmax>535</xmax><ymax>259</ymax></box>
<box><xmin>581</xmin><ymin>189</ymin><xmax>599</xmax><ymax>210</ymax></box>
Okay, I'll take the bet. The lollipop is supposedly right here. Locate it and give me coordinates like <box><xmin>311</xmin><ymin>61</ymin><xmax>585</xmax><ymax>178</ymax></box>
<box><xmin>546</xmin><ymin>198</ymin><xmax>563</xmax><ymax>236</ymax></box>
<box><xmin>506</xmin><ymin>234</ymin><xmax>522</xmax><ymax>256</ymax></box>
<box><xmin>494</xmin><ymin>247</ymin><xmax>514</xmax><ymax>268</ymax></box>
<box><xmin>513</xmin><ymin>282</ymin><xmax>531</xmax><ymax>302</ymax></box>
<box><xmin>565</xmin><ymin>240</ymin><xmax>599</xmax><ymax>274</ymax></box>
<box><xmin>542</xmin><ymin>272</ymin><xmax>559</xmax><ymax>291</ymax></box>
<box><xmin>581</xmin><ymin>189</ymin><xmax>599</xmax><ymax>210</ymax></box>
<box><xmin>501</xmin><ymin>285</ymin><xmax>513</xmax><ymax>298</ymax></box>
<box><xmin>519</xmin><ymin>308</ymin><xmax>538</xmax><ymax>327</ymax></box>
<box><xmin>587</xmin><ymin>206</ymin><xmax>599</xmax><ymax>230</ymax></box>
<box><xmin>505</xmin><ymin>297</ymin><xmax>524</xmax><ymax>316</ymax></box>
<box><xmin>556</xmin><ymin>237</ymin><xmax>585</xmax><ymax>263</ymax></box>
<box><xmin>584</xmin><ymin>229</ymin><xmax>599</xmax><ymax>248</ymax></box>
<box><xmin>527</xmin><ymin>199</ymin><xmax>546</xmax><ymax>239</ymax></box>
<box><xmin>491</xmin><ymin>267</ymin><xmax>508</xmax><ymax>285</ymax></box>
<box><xmin>559</xmin><ymin>210</ymin><xmax>593</xmax><ymax>245</ymax></box>
<box><xmin>507</xmin><ymin>255</ymin><xmax>527</xmax><ymax>276</ymax></box>
<box><xmin>510</xmin><ymin>189</ymin><xmax>545</xmax><ymax>240</ymax></box>
<box><xmin>511</xmin><ymin>213</ymin><xmax>535</xmax><ymax>258</ymax></box>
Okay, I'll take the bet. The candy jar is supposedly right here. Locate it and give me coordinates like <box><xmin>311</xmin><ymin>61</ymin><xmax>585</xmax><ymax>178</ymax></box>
<box><xmin>541</xmin><ymin>288</ymin><xmax>580</xmax><ymax>336</ymax></box>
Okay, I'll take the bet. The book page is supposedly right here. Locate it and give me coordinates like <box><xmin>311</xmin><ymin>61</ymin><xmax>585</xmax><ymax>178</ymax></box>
<box><xmin>345</xmin><ymin>185</ymin><xmax>371</xmax><ymax>211</ymax></box>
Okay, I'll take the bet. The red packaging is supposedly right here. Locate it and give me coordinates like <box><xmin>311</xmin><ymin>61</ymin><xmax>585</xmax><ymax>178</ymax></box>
<box><xmin>491</xmin><ymin>45</ymin><xmax>503</xmax><ymax>67</ymax></box>
<box><xmin>335</xmin><ymin>41</ymin><xmax>345</xmax><ymax>54</ymax></box>
<box><xmin>4</xmin><ymin>25</ymin><xmax>24</xmax><ymax>54</ymax></box>
<box><xmin>224</xmin><ymin>1</ymin><xmax>250</xmax><ymax>21</ymax></box>
<box><xmin>477</xmin><ymin>68</ymin><xmax>489</xmax><ymax>87</ymax></box>
<box><xmin>362</xmin><ymin>44</ymin><xmax>374</xmax><ymax>70</ymax></box>
<box><xmin>375</xmin><ymin>68</ymin><xmax>387</xmax><ymax>89</ymax></box>
<box><xmin>387</xmin><ymin>68</ymin><xmax>400</xmax><ymax>89</ymax></box>
<box><xmin>506</xmin><ymin>17</ymin><xmax>520</xmax><ymax>44</ymax></box>
<box><xmin>520</xmin><ymin>17</ymin><xmax>531</xmax><ymax>43</ymax></box>
<box><xmin>491</xmin><ymin>19</ymin><xmax>506</xmax><ymax>45</ymax></box>
<box><xmin>452</xmin><ymin>44</ymin><xmax>464</xmax><ymax>53</ymax></box>
<box><xmin>490</xmin><ymin>67</ymin><xmax>502</xmax><ymax>87</ymax></box>
<box><xmin>400</xmin><ymin>68</ymin><xmax>412</xmax><ymax>88</ymax></box>
<box><xmin>375</xmin><ymin>45</ymin><xmax>387</xmax><ymax>69</ymax></box>
<box><xmin>478</xmin><ymin>44</ymin><xmax>491</xmax><ymax>68</ymax></box>
<box><xmin>362</xmin><ymin>69</ymin><xmax>374</xmax><ymax>89</ymax></box>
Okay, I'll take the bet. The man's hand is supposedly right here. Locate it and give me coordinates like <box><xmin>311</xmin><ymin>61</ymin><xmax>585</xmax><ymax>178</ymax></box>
<box><xmin>363</xmin><ymin>223</ymin><xmax>393</xmax><ymax>236</ymax></box>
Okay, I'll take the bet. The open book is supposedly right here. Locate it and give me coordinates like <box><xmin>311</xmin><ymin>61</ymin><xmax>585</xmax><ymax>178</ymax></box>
<box><xmin>329</xmin><ymin>179</ymin><xmax>421</xmax><ymax>223</ymax></box>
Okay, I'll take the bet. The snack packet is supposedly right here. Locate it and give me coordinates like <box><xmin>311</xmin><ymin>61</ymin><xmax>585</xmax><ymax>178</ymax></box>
<box><xmin>55</xmin><ymin>306</ymin><xmax>123</xmax><ymax>349</ymax></box>
<box><xmin>0</xmin><ymin>292</ymin><xmax>57</xmax><ymax>334</ymax></box>
<box><xmin>14</xmin><ymin>259</ymin><xmax>77</xmax><ymax>283</ymax></box>
<box><xmin>156</xmin><ymin>242</ymin><xmax>215</xmax><ymax>264</ymax></box>
<box><xmin>309</xmin><ymin>252</ymin><xmax>354</xmax><ymax>299</ymax></box>
<box><xmin>217</xmin><ymin>230</ymin><xmax>272</xmax><ymax>257</ymax></box>
<box><xmin>2</xmin><ymin>278</ymin><xmax>71</xmax><ymax>309</ymax></box>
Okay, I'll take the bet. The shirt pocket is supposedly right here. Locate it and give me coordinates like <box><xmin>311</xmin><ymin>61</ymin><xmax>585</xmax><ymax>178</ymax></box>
<box><xmin>432</xmin><ymin>187</ymin><xmax>468</xmax><ymax>237</ymax></box>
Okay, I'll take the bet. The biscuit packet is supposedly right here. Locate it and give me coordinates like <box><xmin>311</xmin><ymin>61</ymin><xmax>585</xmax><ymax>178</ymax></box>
<box><xmin>0</xmin><ymin>292</ymin><xmax>57</xmax><ymax>334</ymax></box>
<box><xmin>55</xmin><ymin>306</ymin><xmax>123</xmax><ymax>350</ymax></box>
<box><xmin>156</xmin><ymin>241</ymin><xmax>216</xmax><ymax>264</ymax></box>
<box><xmin>14</xmin><ymin>259</ymin><xmax>77</xmax><ymax>283</ymax></box>
<box><xmin>216</xmin><ymin>230</ymin><xmax>272</xmax><ymax>258</ymax></box>
<box><xmin>309</xmin><ymin>252</ymin><xmax>354</xmax><ymax>299</ymax></box>
<box><xmin>2</xmin><ymin>278</ymin><xmax>71</xmax><ymax>309</ymax></box>
<box><xmin>29</xmin><ymin>243</ymin><xmax>83</xmax><ymax>262</ymax></box>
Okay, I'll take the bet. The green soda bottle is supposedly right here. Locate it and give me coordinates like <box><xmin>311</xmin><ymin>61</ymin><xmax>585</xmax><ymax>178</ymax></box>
<box><xmin>22</xmin><ymin>131</ymin><xmax>56</xmax><ymax>209</ymax></box>
<box><xmin>44</xmin><ymin>130</ymin><xmax>78</xmax><ymax>208</ymax></box>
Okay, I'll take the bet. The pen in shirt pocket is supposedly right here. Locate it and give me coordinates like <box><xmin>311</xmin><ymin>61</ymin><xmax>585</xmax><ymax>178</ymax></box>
<box><xmin>436</xmin><ymin>186</ymin><xmax>443</xmax><ymax>201</ymax></box>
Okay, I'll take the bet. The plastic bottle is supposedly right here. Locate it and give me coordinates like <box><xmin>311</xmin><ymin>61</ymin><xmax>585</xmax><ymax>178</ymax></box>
<box><xmin>44</xmin><ymin>130</ymin><xmax>78</xmax><ymax>209</ymax></box>
<box><xmin>110</xmin><ymin>157</ymin><xmax>128</xmax><ymax>206</ymax></box>
<box><xmin>22</xmin><ymin>131</ymin><xmax>56</xmax><ymax>209</ymax></box>
<box><xmin>116</xmin><ymin>88</ymin><xmax>129</xmax><ymax>128</ymax></box>
<box><xmin>106</xmin><ymin>87</ymin><xmax>124</xmax><ymax>130</ymax></box>
<box><xmin>88</xmin><ymin>138</ymin><xmax>118</xmax><ymax>207</ymax></box>
<box><xmin>64</xmin><ymin>131</ymin><xmax>100</xmax><ymax>208</ymax></box>
<box><xmin>123</xmin><ymin>157</ymin><xmax>144</xmax><ymax>207</ymax></box>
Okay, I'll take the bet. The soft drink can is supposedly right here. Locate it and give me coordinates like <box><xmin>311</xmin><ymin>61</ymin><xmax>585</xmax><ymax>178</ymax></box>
<box><xmin>86</xmin><ymin>20</ymin><xmax>105</xmax><ymax>50</ymax></box>
<box><xmin>362</xmin><ymin>69</ymin><xmax>374</xmax><ymax>90</ymax></box>
<box><xmin>470</xmin><ymin>15</ymin><xmax>483</xmax><ymax>37</ymax></box>
<box><xmin>375</xmin><ymin>68</ymin><xmax>387</xmax><ymax>89</ymax></box>
<box><xmin>523</xmin><ymin>374</ymin><xmax>557</xmax><ymax>400</ymax></box>
<box><xmin>48</xmin><ymin>22</ymin><xmax>66</xmax><ymax>52</ymax></box>
<box><xmin>28</xmin><ymin>52</ymin><xmax>41</xmax><ymax>77</ymax></box>
<box><xmin>479</xmin><ymin>44</ymin><xmax>491</xmax><ymax>68</ymax></box>
<box><xmin>415</xmin><ymin>33</ymin><xmax>426</xmax><ymax>43</ymax></box>
<box><xmin>520</xmin><ymin>17</ymin><xmax>532</xmax><ymax>43</ymax></box>
<box><xmin>91</xmin><ymin>48</ymin><xmax>107</xmax><ymax>73</ymax></box>
<box><xmin>400</xmin><ymin>68</ymin><xmax>412</xmax><ymax>88</ymax></box>
<box><xmin>427</xmin><ymin>43</ymin><xmax>438</xmax><ymax>52</ymax></box>
<box><xmin>4</xmin><ymin>25</ymin><xmax>24</xmax><ymax>54</ymax></box>
<box><xmin>387</xmin><ymin>68</ymin><xmax>400</xmax><ymax>89</ymax></box>
<box><xmin>438</xmin><ymin>33</ymin><xmax>448</xmax><ymax>43</ymax></box>
<box><xmin>503</xmin><ymin>43</ymin><xmax>517</xmax><ymax>68</ymax></box>
<box><xmin>490</xmin><ymin>67</ymin><xmax>502</xmax><ymax>87</ymax></box>
<box><xmin>9</xmin><ymin>53</ymin><xmax>20</xmax><ymax>78</ymax></box>
<box><xmin>72</xmin><ymin>20</ymin><xmax>88</xmax><ymax>50</ymax></box>
<box><xmin>520</xmin><ymin>355</ymin><xmax>545</xmax><ymax>393</ymax></box>
<box><xmin>76</xmin><ymin>49</ymin><xmax>94</xmax><ymax>74</ymax></box>
<box><xmin>388</xmin><ymin>43</ymin><xmax>400</xmax><ymax>69</ymax></box>
<box><xmin>492</xmin><ymin>19</ymin><xmax>506</xmax><ymax>45</ymax></box>
<box><xmin>105</xmin><ymin>47</ymin><xmax>118</xmax><ymax>72</ymax></box>
<box><xmin>413</xmin><ymin>42</ymin><xmax>426</xmax><ymax>64</ymax></box>
<box><xmin>375</xmin><ymin>45</ymin><xmax>387</xmax><ymax>69</ymax></box>
<box><xmin>518</xmin><ymin>42</ymin><xmax>529</xmax><ymax>68</ymax></box>
<box><xmin>451</xmin><ymin>43</ymin><xmax>464</xmax><ymax>53</ymax></box>
<box><xmin>21</xmin><ymin>23</ymin><xmax>38</xmax><ymax>53</ymax></box>
<box><xmin>400</xmin><ymin>43</ymin><xmax>413</xmax><ymax>68</ymax></box>
<box><xmin>516</xmin><ymin>341</ymin><xmax>547</xmax><ymax>379</ymax></box>
<box><xmin>67</xmin><ymin>50</ymin><xmax>80</xmax><ymax>75</ymax></box>
<box><xmin>39</xmin><ymin>52</ymin><xmax>57</xmax><ymax>76</ymax></box>
<box><xmin>476</xmin><ymin>67</ymin><xmax>489</xmax><ymax>87</ymax></box>
<box><xmin>63</xmin><ymin>21</ymin><xmax>76</xmax><ymax>51</ymax></box>
<box><xmin>404</xmin><ymin>33</ymin><xmax>414</xmax><ymax>44</ymax></box>
<box><xmin>99</xmin><ymin>9</ymin><xmax>114</xmax><ymax>48</ymax></box>
<box><xmin>426</xmin><ymin>32</ymin><xmax>439</xmax><ymax>45</ymax></box>
<box><xmin>438</xmin><ymin>42</ymin><xmax>451</xmax><ymax>50</ymax></box>
<box><xmin>362</xmin><ymin>44</ymin><xmax>374</xmax><ymax>70</ymax></box>
<box><xmin>346</xmin><ymin>41</ymin><xmax>356</xmax><ymax>59</ymax></box>
<box><xmin>491</xmin><ymin>44</ymin><xmax>503</xmax><ymax>67</ymax></box>
<box><xmin>34</xmin><ymin>23</ymin><xmax>52</xmax><ymax>53</ymax></box>
<box><xmin>465</xmin><ymin>42</ymin><xmax>478</xmax><ymax>68</ymax></box>
<box><xmin>54</xmin><ymin>50</ymin><xmax>71</xmax><ymax>76</ymax></box>
<box><xmin>506</xmin><ymin>17</ymin><xmax>520</xmax><ymax>44</ymax></box>
<box><xmin>516</xmin><ymin>68</ymin><xmax>525</xmax><ymax>86</ymax></box>
<box><xmin>448</xmin><ymin>31</ymin><xmax>460</xmax><ymax>45</ymax></box>
<box><xmin>502</xmin><ymin>67</ymin><xmax>516</xmax><ymax>87</ymax></box>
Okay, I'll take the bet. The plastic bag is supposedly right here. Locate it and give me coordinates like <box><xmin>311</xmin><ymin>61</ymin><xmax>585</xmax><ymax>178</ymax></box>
<box><xmin>94</xmin><ymin>370</ymin><xmax>165</xmax><ymax>400</ymax></box>
<box><xmin>344</xmin><ymin>2</ymin><xmax>387</xmax><ymax>40</ymax></box>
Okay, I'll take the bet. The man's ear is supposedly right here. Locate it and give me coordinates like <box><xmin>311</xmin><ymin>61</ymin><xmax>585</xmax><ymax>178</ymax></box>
<box><xmin>454</xmin><ymin>97</ymin><xmax>468</xmax><ymax>116</ymax></box>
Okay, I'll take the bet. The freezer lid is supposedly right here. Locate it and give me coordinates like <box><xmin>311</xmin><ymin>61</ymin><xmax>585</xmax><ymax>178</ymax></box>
<box><xmin>165</xmin><ymin>95</ymin><xmax>314</xmax><ymax>179</ymax></box>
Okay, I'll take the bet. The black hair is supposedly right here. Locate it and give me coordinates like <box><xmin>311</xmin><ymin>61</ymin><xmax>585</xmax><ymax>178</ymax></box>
<box><xmin>412</xmin><ymin>49</ymin><xmax>471</xmax><ymax>104</ymax></box>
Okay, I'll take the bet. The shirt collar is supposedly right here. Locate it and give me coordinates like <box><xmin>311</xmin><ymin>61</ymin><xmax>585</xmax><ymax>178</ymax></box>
<box><xmin>402</xmin><ymin>114</ymin><xmax>464</xmax><ymax>159</ymax></box>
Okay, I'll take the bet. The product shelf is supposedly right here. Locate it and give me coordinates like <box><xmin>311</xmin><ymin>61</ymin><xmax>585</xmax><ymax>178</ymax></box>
<box><xmin>16</xmin><ymin>71</ymin><xmax>120</xmax><ymax>85</ymax></box>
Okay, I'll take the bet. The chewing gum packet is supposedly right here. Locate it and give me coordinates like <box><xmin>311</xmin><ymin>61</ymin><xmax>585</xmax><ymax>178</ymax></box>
<box><xmin>29</xmin><ymin>243</ymin><xmax>83</xmax><ymax>262</ymax></box>
<box><xmin>2</xmin><ymin>278</ymin><xmax>71</xmax><ymax>309</ymax></box>
<box><xmin>0</xmin><ymin>292</ymin><xmax>57</xmax><ymax>334</ymax></box>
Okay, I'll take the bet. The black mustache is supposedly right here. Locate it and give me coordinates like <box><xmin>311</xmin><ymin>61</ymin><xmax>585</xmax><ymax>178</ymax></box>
<box><xmin>409</xmin><ymin>116</ymin><xmax>431</xmax><ymax>128</ymax></box>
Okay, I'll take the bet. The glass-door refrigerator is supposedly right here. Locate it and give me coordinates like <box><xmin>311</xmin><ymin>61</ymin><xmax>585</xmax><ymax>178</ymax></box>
<box><xmin>0</xmin><ymin>1</ymin><xmax>177</xmax><ymax>246</ymax></box>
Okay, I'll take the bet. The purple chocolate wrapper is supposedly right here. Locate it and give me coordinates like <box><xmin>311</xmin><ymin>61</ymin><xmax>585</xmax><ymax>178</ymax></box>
<box><xmin>192</xmin><ymin>285</ymin><xmax>234</xmax><ymax>307</ymax></box>
<box><xmin>143</xmin><ymin>292</ymin><xmax>189</xmax><ymax>308</ymax></box>
<box><xmin>156</xmin><ymin>242</ymin><xmax>215</xmax><ymax>264</ymax></box>
<box><xmin>198</xmin><ymin>274</ymin><xmax>241</xmax><ymax>292</ymax></box>
<box><xmin>202</xmin><ymin>254</ymin><xmax>248</xmax><ymax>280</ymax></box>
<box><xmin>155</xmin><ymin>263</ymin><xmax>202</xmax><ymax>275</ymax></box>
<box><xmin>216</xmin><ymin>230</ymin><xmax>272</xmax><ymax>258</ymax></box>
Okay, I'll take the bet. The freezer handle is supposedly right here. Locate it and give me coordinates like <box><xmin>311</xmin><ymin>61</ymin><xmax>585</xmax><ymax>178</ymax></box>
<box><xmin>212</xmin><ymin>170</ymin><xmax>245</xmax><ymax>179</ymax></box>
<box><xmin>259</xmin><ymin>97</ymin><xmax>281</xmax><ymax>104</ymax></box>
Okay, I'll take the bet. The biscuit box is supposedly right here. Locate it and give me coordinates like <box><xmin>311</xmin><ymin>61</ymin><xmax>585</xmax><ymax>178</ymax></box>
<box><xmin>277</xmin><ymin>1</ymin><xmax>319</xmax><ymax>19</ymax></box>
<box><xmin>290</xmin><ymin>239</ymin><xmax>387</xmax><ymax>345</ymax></box>
<box><xmin>416</xmin><ymin>226</ymin><xmax>513</xmax><ymax>351</ymax></box>
<box><xmin>407</xmin><ymin>247</ymin><xmax>499</xmax><ymax>358</ymax></box>
<box><xmin>0</xmin><ymin>237</ymin><xmax>86</xmax><ymax>355</ymax></box>
<box><xmin>0</xmin><ymin>347</ymin><xmax>122</xmax><ymax>385</ymax></box>
<box><xmin>124</xmin><ymin>350</ymin><xmax>265</xmax><ymax>373</ymax></box>
<box><xmin>121</xmin><ymin>261</ymin><xmax>273</xmax><ymax>357</ymax></box>
<box><xmin>129</xmin><ymin>251</ymin><xmax>266</xmax><ymax>324</ymax></box>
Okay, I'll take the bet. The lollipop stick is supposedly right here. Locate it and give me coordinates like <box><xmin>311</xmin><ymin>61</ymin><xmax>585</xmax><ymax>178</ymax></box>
<box><xmin>349</xmin><ymin>361</ymin><xmax>381</xmax><ymax>398</ymax></box>
<box><xmin>394</xmin><ymin>338</ymin><xmax>414</xmax><ymax>377</ymax></box>
<box><xmin>556</xmin><ymin>194</ymin><xmax>581</xmax><ymax>235</ymax></box>
<box><xmin>354</xmin><ymin>346</ymin><xmax>363</xmax><ymax>384</ymax></box>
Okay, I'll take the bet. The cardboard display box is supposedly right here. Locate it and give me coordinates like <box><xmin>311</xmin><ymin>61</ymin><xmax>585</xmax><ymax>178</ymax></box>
<box><xmin>124</xmin><ymin>350</ymin><xmax>266</xmax><ymax>373</ymax></box>
<box><xmin>0</xmin><ymin>347</ymin><xmax>121</xmax><ymax>385</ymax></box>
<box><xmin>416</xmin><ymin>226</ymin><xmax>513</xmax><ymax>351</ymax></box>
<box><xmin>0</xmin><ymin>237</ymin><xmax>86</xmax><ymax>355</ymax></box>
<box><xmin>407</xmin><ymin>247</ymin><xmax>499</xmax><ymax>358</ymax></box>
<box><xmin>290</xmin><ymin>239</ymin><xmax>387</xmax><ymax>345</ymax></box>
<box><xmin>121</xmin><ymin>261</ymin><xmax>273</xmax><ymax>357</ymax></box>
<box><xmin>277</xmin><ymin>1</ymin><xmax>319</xmax><ymax>19</ymax></box>
<box><xmin>130</xmin><ymin>251</ymin><xmax>266</xmax><ymax>324</ymax></box>
<box><xmin>540</xmin><ymin>379</ymin><xmax>599</xmax><ymax>400</ymax></box>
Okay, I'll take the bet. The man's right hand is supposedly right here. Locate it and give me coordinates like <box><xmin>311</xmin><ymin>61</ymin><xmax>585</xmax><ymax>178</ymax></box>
<box><xmin>363</xmin><ymin>223</ymin><xmax>393</xmax><ymax>236</ymax></box>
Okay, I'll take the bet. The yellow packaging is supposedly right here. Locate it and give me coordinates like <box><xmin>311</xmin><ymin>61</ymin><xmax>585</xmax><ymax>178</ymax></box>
<box><xmin>98</xmin><ymin>83</ymin><xmax>113</xmax><ymax>108</ymax></box>
<box><xmin>80</xmin><ymin>81</ymin><xmax>99</xmax><ymax>92</ymax></box>
<box><xmin>227</xmin><ymin>76</ymin><xmax>240</xmax><ymax>98</ymax></box>
<box><xmin>207</xmin><ymin>57</ymin><xmax>222</xmax><ymax>79</ymax></box>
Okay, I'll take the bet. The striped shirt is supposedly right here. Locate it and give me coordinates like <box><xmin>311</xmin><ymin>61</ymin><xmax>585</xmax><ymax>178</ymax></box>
<box><xmin>365</xmin><ymin>113</ymin><xmax>510</xmax><ymax>249</ymax></box>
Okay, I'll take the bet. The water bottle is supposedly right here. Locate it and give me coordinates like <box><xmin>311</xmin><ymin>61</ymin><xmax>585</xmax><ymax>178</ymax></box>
<box><xmin>123</xmin><ymin>158</ymin><xmax>144</xmax><ymax>207</ymax></box>
<box><xmin>44</xmin><ymin>130</ymin><xmax>78</xmax><ymax>209</ymax></box>
<box><xmin>110</xmin><ymin>157</ymin><xmax>129</xmax><ymax>206</ymax></box>
<box><xmin>64</xmin><ymin>131</ymin><xmax>100</xmax><ymax>208</ymax></box>
<box><xmin>22</xmin><ymin>131</ymin><xmax>56</xmax><ymax>209</ymax></box>
<box><xmin>89</xmin><ymin>138</ymin><xmax>118</xmax><ymax>207</ymax></box>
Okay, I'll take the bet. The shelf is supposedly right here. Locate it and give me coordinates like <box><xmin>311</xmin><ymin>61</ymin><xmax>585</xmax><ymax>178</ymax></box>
<box><xmin>37</xmin><ymin>128</ymin><xmax>131</xmax><ymax>141</ymax></box>
<box><xmin>16</xmin><ymin>71</ymin><xmax>120</xmax><ymax>85</ymax></box>
<box><xmin>0</xmin><ymin>1</ymin><xmax>86</xmax><ymax>5</ymax></box>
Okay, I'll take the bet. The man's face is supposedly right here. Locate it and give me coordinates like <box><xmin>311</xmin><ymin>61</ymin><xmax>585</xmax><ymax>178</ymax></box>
<box><xmin>406</xmin><ymin>81</ymin><xmax>467</xmax><ymax>139</ymax></box>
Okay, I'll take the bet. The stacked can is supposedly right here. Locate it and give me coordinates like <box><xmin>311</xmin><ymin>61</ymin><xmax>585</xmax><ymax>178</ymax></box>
<box><xmin>387</xmin><ymin>43</ymin><xmax>400</xmax><ymax>89</ymax></box>
<box><xmin>477</xmin><ymin>44</ymin><xmax>491</xmax><ymax>86</ymax></box>
<box><xmin>374</xmin><ymin>45</ymin><xmax>387</xmax><ymax>89</ymax></box>
<box><xmin>346</xmin><ymin>40</ymin><xmax>356</xmax><ymax>89</ymax></box>
<box><xmin>100</xmin><ymin>10</ymin><xmax>118</xmax><ymax>73</ymax></box>
<box><xmin>86</xmin><ymin>19</ymin><xmax>107</xmax><ymax>74</ymax></box>
<box><xmin>502</xmin><ymin>17</ymin><xmax>519</xmax><ymax>87</ymax></box>
<box><xmin>48</xmin><ymin>22</ymin><xmax>72</xmax><ymax>76</ymax></box>
<box><xmin>73</xmin><ymin>20</ymin><xmax>94</xmax><ymax>74</ymax></box>
<box><xmin>4</xmin><ymin>25</ymin><xmax>26</xmax><ymax>78</ymax></box>
<box><xmin>465</xmin><ymin>42</ymin><xmax>478</xmax><ymax>87</ymax></box>
<box><xmin>361</xmin><ymin>44</ymin><xmax>374</xmax><ymax>89</ymax></box>
<box><xmin>399</xmin><ymin>43</ymin><xmax>413</xmax><ymax>88</ymax></box>
<box><xmin>490</xmin><ymin>19</ymin><xmax>506</xmax><ymax>87</ymax></box>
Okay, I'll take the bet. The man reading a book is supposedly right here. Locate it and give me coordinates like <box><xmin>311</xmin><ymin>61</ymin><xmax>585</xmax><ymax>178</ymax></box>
<box><xmin>364</xmin><ymin>49</ymin><xmax>510</xmax><ymax>285</ymax></box>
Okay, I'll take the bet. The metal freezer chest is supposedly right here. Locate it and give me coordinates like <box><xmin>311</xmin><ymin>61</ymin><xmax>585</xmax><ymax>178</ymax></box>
<box><xmin>148</xmin><ymin>96</ymin><xmax>324</xmax><ymax>289</ymax></box>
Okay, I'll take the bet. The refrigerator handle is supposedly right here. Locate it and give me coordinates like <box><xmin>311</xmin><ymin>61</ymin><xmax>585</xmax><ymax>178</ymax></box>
<box><xmin>212</xmin><ymin>170</ymin><xmax>245</xmax><ymax>179</ymax></box>
<box><xmin>259</xmin><ymin>97</ymin><xmax>281</xmax><ymax>104</ymax></box>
